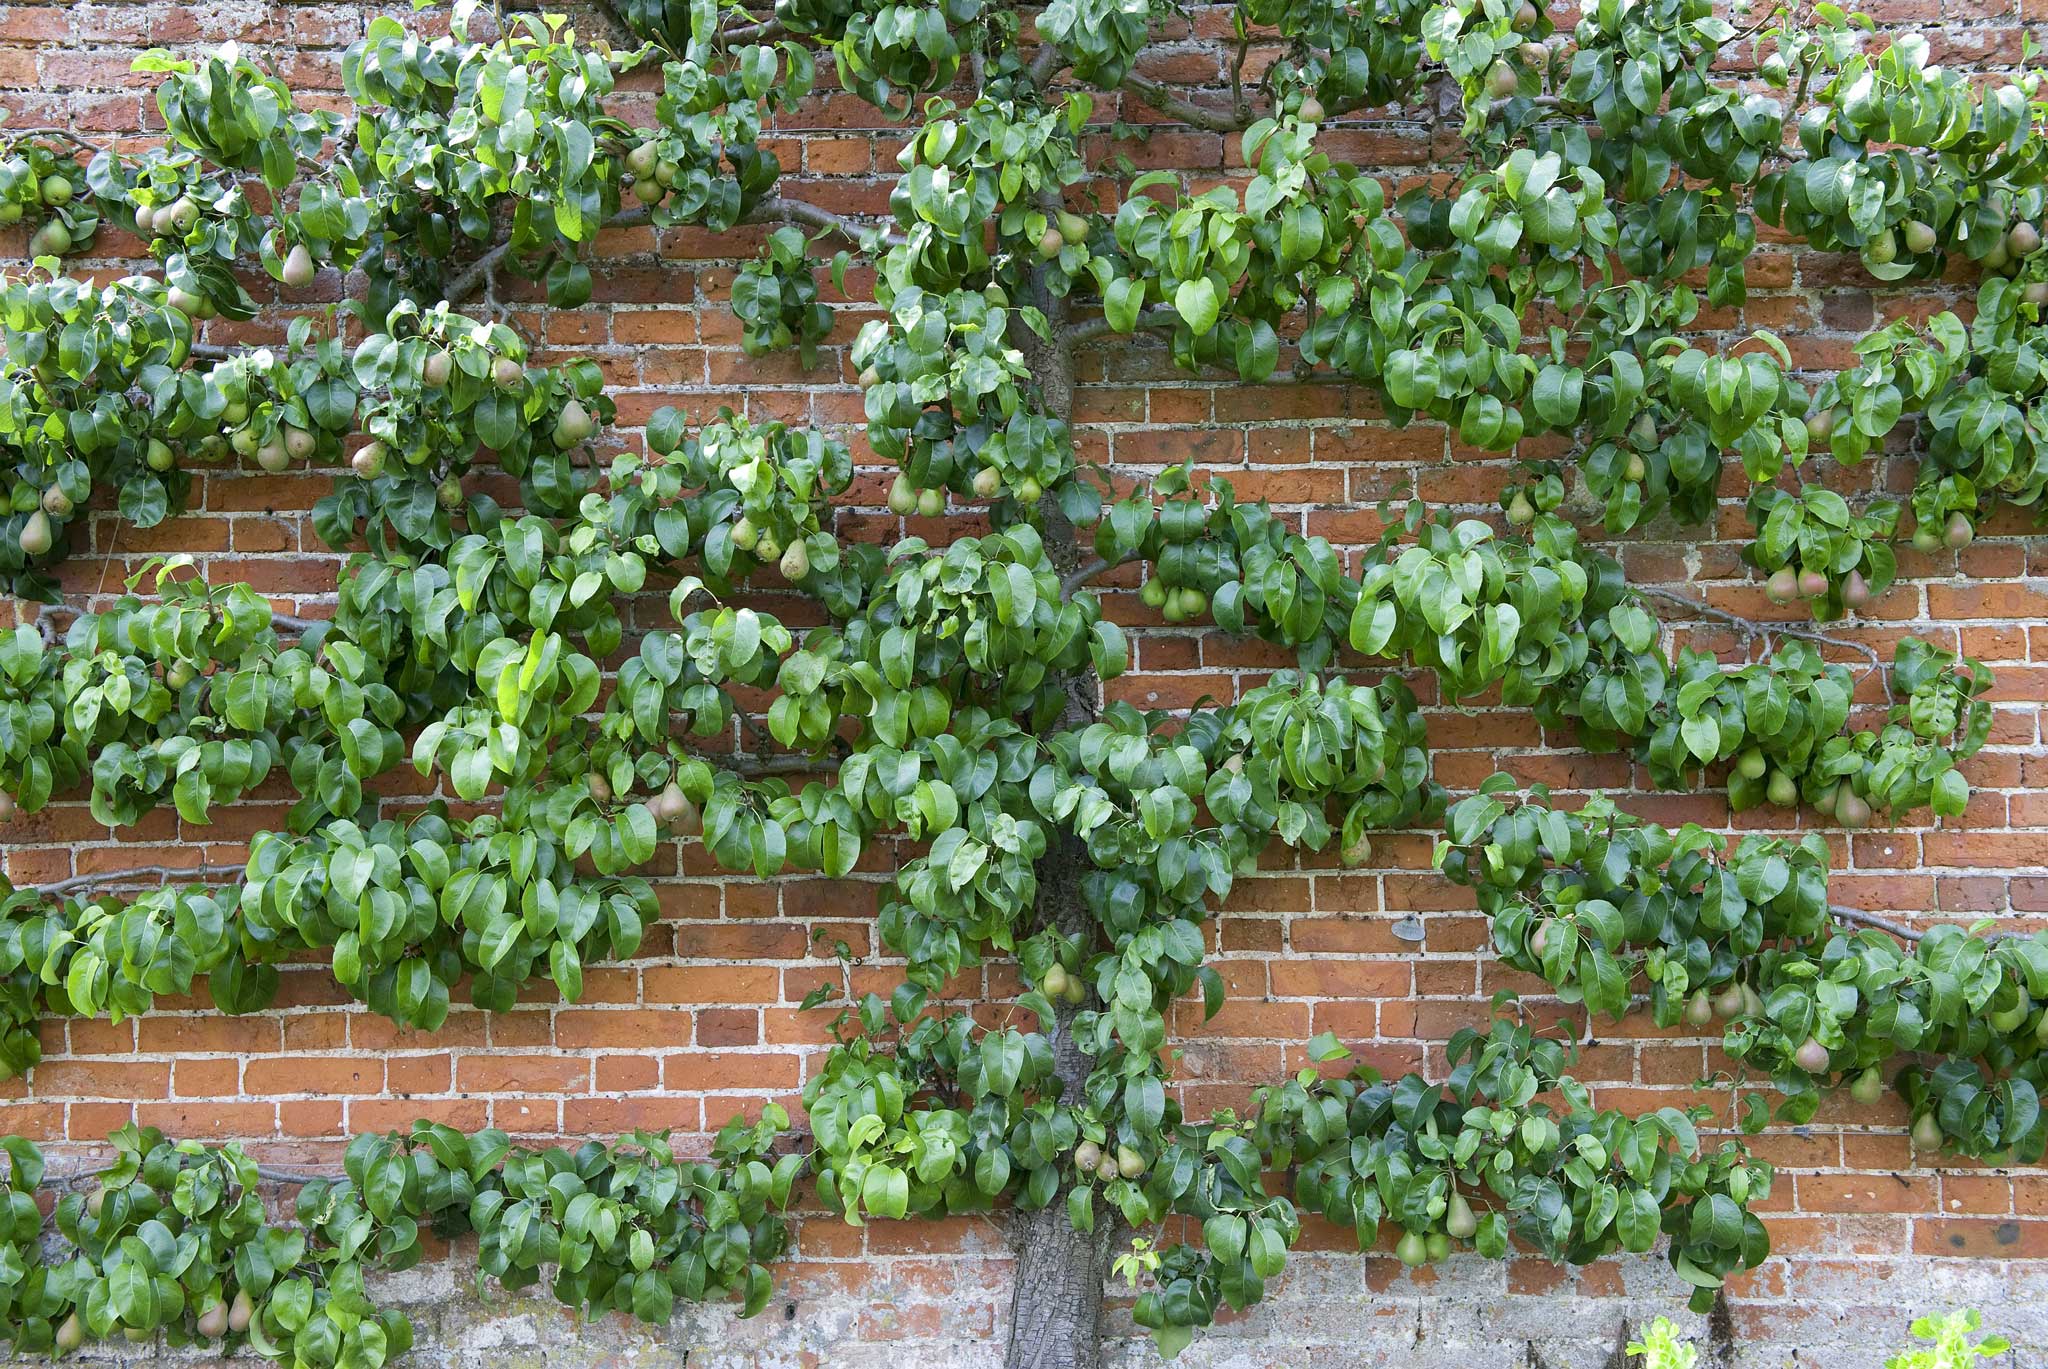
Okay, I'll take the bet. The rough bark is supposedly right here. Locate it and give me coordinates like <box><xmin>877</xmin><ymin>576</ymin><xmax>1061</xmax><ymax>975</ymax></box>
<box><xmin>1000</xmin><ymin>261</ymin><xmax>1118</xmax><ymax>1369</ymax></box>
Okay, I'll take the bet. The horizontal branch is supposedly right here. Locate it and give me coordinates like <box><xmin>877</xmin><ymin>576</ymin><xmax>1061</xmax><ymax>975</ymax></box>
<box><xmin>1059</xmin><ymin>555</ymin><xmax>1127</xmax><ymax>600</ymax></box>
<box><xmin>1634</xmin><ymin>586</ymin><xmax>1883</xmax><ymax>675</ymax></box>
<box><xmin>35</xmin><ymin>1160</ymin><xmax>340</xmax><ymax>1189</ymax></box>
<box><xmin>1120</xmin><ymin>73</ymin><xmax>1255</xmax><ymax>133</ymax></box>
<box><xmin>727</xmin><ymin>753</ymin><xmax>826</xmax><ymax>777</ymax></box>
<box><xmin>1064</xmin><ymin>305</ymin><xmax>1179</xmax><ymax>346</ymax></box>
<box><xmin>29</xmin><ymin>864</ymin><xmax>242</xmax><ymax>897</ymax></box>
<box><xmin>1025</xmin><ymin>44</ymin><xmax>1070</xmax><ymax>93</ymax></box>
<box><xmin>744</xmin><ymin>195</ymin><xmax>903</xmax><ymax>248</ymax></box>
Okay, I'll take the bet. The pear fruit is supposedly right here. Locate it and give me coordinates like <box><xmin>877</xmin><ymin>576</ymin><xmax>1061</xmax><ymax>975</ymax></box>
<box><xmin>779</xmin><ymin>540</ymin><xmax>810</xmax><ymax>581</ymax></box>
<box><xmin>281</xmin><ymin>243</ymin><xmax>316</xmax><ymax>287</ymax></box>
<box><xmin>18</xmin><ymin>509</ymin><xmax>53</xmax><ymax>557</ymax></box>
<box><xmin>227</xmin><ymin>1290</ymin><xmax>255</xmax><ymax>1333</ymax></box>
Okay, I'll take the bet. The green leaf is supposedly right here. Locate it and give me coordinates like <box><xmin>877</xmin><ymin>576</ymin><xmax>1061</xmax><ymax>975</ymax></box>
<box><xmin>1173</xmin><ymin>278</ymin><xmax>1220</xmax><ymax>336</ymax></box>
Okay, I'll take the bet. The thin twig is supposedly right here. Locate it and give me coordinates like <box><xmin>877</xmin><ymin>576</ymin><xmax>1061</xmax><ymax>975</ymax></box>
<box><xmin>0</xmin><ymin>126</ymin><xmax>101</xmax><ymax>156</ymax></box>
<box><xmin>1829</xmin><ymin>904</ymin><xmax>1925</xmax><ymax>942</ymax></box>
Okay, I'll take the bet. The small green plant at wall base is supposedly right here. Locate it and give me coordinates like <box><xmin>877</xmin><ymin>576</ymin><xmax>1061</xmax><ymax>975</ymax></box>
<box><xmin>1886</xmin><ymin>1310</ymin><xmax>2013</xmax><ymax>1369</ymax></box>
<box><xmin>1627</xmin><ymin>1318</ymin><xmax>1698</xmax><ymax>1369</ymax></box>
<box><xmin>1628</xmin><ymin>1310</ymin><xmax>2016</xmax><ymax>1367</ymax></box>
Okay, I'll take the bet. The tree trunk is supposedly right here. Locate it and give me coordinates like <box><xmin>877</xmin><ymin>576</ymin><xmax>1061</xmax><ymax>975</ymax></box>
<box><xmin>1000</xmin><ymin>259</ymin><xmax>1117</xmax><ymax>1369</ymax></box>
<box><xmin>1005</xmin><ymin>1192</ymin><xmax>1115</xmax><ymax>1369</ymax></box>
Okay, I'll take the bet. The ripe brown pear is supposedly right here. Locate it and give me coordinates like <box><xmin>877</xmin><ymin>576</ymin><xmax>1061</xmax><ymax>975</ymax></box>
<box><xmin>1943</xmin><ymin>511</ymin><xmax>1974</xmax><ymax>548</ymax></box>
<box><xmin>1840</xmin><ymin>569</ymin><xmax>1870</xmax><ymax>610</ymax></box>
<box><xmin>227</xmin><ymin>1290</ymin><xmax>255</xmax><ymax>1333</ymax></box>
<box><xmin>1793</xmin><ymin>1037</ymin><xmax>1830</xmax><ymax>1073</ymax></box>
<box><xmin>196</xmin><ymin>1299</ymin><xmax>230</xmax><ymax>1339</ymax></box>
<box><xmin>0</xmin><ymin>792</ymin><xmax>18</xmax><ymax>825</ymax></box>
<box><xmin>39</xmin><ymin>485</ymin><xmax>72</xmax><ymax>518</ymax></box>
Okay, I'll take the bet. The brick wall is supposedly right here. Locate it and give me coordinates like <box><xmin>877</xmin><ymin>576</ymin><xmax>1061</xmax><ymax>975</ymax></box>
<box><xmin>4</xmin><ymin>0</ymin><xmax>2048</xmax><ymax>1363</ymax></box>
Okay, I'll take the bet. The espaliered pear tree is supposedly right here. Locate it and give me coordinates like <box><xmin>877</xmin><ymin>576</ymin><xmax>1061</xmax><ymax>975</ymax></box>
<box><xmin>0</xmin><ymin>0</ymin><xmax>2042</xmax><ymax>1364</ymax></box>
